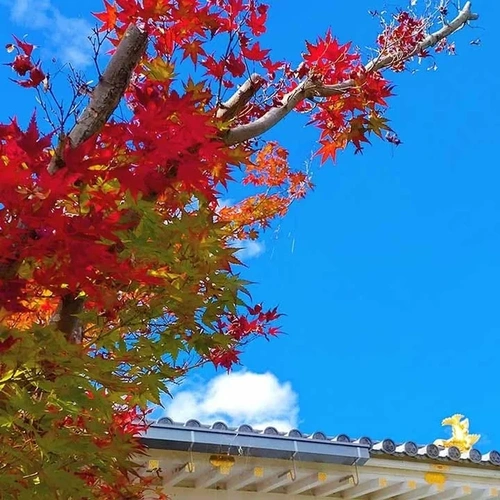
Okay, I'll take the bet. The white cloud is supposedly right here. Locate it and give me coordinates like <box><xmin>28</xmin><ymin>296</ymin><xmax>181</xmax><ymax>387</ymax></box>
<box><xmin>5</xmin><ymin>0</ymin><xmax>93</xmax><ymax>67</ymax></box>
<box><xmin>236</xmin><ymin>239</ymin><xmax>265</xmax><ymax>260</ymax></box>
<box><xmin>161</xmin><ymin>371</ymin><xmax>299</xmax><ymax>432</ymax></box>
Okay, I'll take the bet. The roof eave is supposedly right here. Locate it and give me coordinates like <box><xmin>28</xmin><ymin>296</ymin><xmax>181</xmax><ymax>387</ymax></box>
<box><xmin>141</xmin><ymin>424</ymin><xmax>371</xmax><ymax>466</ymax></box>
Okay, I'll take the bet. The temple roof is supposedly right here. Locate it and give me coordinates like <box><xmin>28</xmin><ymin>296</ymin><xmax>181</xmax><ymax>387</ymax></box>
<box><xmin>141</xmin><ymin>417</ymin><xmax>500</xmax><ymax>498</ymax></box>
<box><xmin>143</xmin><ymin>417</ymin><xmax>500</xmax><ymax>468</ymax></box>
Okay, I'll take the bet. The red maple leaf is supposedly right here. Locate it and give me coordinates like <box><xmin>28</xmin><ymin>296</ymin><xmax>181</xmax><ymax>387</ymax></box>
<box><xmin>202</xmin><ymin>55</ymin><xmax>225</xmax><ymax>79</ymax></box>
<box><xmin>17</xmin><ymin>112</ymin><xmax>52</xmax><ymax>155</ymax></box>
<box><xmin>317</xmin><ymin>138</ymin><xmax>345</xmax><ymax>164</ymax></box>
<box><xmin>9</xmin><ymin>54</ymin><xmax>33</xmax><ymax>76</ymax></box>
<box><xmin>241</xmin><ymin>41</ymin><xmax>270</xmax><ymax>61</ymax></box>
<box><xmin>12</xmin><ymin>36</ymin><xmax>35</xmax><ymax>57</ymax></box>
<box><xmin>182</xmin><ymin>38</ymin><xmax>206</xmax><ymax>65</ymax></box>
<box><xmin>93</xmin><ymin>0</ymin><xmax>118</xmax><ymax>31</ymax></box>
<box><xmin>225</xmin><ymin>52</ymin><xmax>246</xmax><ymax>77</ymax></box>
<box><xmin>248</xmin><ymin>5</ymin><xmax>268</xmax><ymax>36</ymax></box>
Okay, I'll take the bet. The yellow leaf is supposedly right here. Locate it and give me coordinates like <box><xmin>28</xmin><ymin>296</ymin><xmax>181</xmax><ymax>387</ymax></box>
<box><xmin>368</xmin><ymin>113</ymin><xmax>391</xmax><ymax>138</ymax></box>
<box><xmin>143</xmin><ymin>57</ymin><xmax>176</xmax><ymax>82</ymax></box>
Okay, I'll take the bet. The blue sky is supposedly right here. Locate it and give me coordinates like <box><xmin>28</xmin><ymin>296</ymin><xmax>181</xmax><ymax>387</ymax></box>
<box><xmin>1</xmin><ymin>0</ymin><xmax>499</xmax><ymax>450</ymax></box>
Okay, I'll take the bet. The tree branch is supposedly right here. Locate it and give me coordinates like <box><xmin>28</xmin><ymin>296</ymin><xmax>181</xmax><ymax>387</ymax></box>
<box><xmin>224</xmin><ymin>1</ymin><xmax>478</xmax><ymax>146</ymax></box>
<box><xmin>366</xmin><ymin>1</ymin><xmax>479</xmax><ymax>72</ymax></box>
<box><xmin>216</xmin><ymin>73</ymin><xmax>265</xmax><ymax>122</ymax></box>
<box><xmin>48</xmin><ymin>24</ymin><xmax>148</xmax><ymax>174</ymax></box>
<box><xmin>224</xmin><ymin>78</ymin><xmax>314</xmax><ymax>145</ymax></box>
<box><xmin>53</xmin><ymin>295</ymin><xmax>85</xmax><ymax>344</ymax></box>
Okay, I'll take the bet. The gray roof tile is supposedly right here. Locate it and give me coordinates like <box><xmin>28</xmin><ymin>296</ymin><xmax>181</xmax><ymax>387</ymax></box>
<box><xmin>152</xmin><ymin>417</ymin><xmax>500</xmax><ymax>467</ymax></box>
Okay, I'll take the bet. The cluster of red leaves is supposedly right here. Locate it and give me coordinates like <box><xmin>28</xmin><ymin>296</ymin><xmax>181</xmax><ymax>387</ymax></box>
<box><xmin>313</xmin><ymin>69</ymin><xmax>395</xmax><ymax>162</ymax></box>
<box><xmin>0</xmin><ymin>83</ymin><xmax>237</xmax><ymax>316</ymax></box>
<box><xmin>0</xmin><ymin>118</ymin><xmax>151</xmax><ymax>313</ymax></box>
<box><xmin>303</xmin><ymin>31</ymin><xmax>358</xmax><ymax>81</ymax></box>
<box><xmin>377</xmin><ymin>11</ymin><xmax>427</xmax><ymax>71</ymax></box>
<box><xmin>296</xmin><ymin>10</ymin><xmax>446</xmax><ymax>160</ymax></box>
<box><xmin>210</xmin><ymin>305</ymin><xmax>281</xmax><ymax>369</ymax></box>
<box><xmin>96</xmin><ymin>0</ymin><xmax>276</xmax><ymax>89</ymax></box>
<box><xmin>5</xmin><ymin>37</ymin><xmax>46</xmax><ymax>87</ymax></box>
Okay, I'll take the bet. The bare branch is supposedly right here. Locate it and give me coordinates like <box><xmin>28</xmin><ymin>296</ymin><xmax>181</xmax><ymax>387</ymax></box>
<box><xmin>224</xmin><ymin>1</ymin><xmax>478</xmax><ymax>146</ymax></box>
<box><xmin>216</xmin><ymin>73</ymin><xmax>265</xmax><ymax>122</ymax></box>
<box><xmin>224</xmin><ymin>79</ymin><xmax>314</xmax><ymax>145</ymax></box>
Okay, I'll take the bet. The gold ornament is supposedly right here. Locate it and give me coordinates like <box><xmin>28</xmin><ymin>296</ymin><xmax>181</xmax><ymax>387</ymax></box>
<box><xmin>434</xmin><ymin>414</ymin><xmax>480</xmax><ymax>452</ymax></box>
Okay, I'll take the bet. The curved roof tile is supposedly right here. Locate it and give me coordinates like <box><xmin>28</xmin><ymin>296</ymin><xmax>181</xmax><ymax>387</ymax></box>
<box><xmin>153</xmin><ymin>417</ymin><xmax>500</xmax><ymax>467</ymax></box>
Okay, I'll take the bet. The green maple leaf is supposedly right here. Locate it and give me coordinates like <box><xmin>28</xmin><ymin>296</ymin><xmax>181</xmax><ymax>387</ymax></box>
<box><xmin>368</xmin><ymin>113</ymin><xmax>392</xmax><ymax>138</ymax></box>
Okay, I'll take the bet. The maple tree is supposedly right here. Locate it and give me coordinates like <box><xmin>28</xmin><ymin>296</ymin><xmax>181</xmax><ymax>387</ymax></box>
<box><xmin>0</xmin><ymin>0</ymin><xmax>478</xmax><ymax>497</ymax></box>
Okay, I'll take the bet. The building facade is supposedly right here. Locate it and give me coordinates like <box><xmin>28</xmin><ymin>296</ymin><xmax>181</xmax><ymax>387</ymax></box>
<box><xmin>140</xmin><ymin>416</ymin><xmax>500</xmax><ymax>499</ymax></box>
